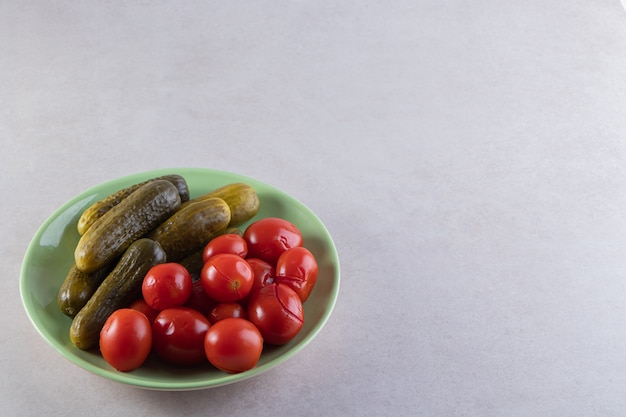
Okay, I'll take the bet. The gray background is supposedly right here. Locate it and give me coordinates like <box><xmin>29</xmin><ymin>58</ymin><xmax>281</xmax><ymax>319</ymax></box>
<box><xmin>3</xmin><ymin>1</ymin><xmax>626</xmax><ymax>416</ymax></box>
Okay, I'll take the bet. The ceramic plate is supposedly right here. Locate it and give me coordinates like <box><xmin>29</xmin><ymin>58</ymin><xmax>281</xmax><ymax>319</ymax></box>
<box><xmin>20</xmin><ymin>168</ymin><xmax>340</xmax><ymax>390</ymax></box>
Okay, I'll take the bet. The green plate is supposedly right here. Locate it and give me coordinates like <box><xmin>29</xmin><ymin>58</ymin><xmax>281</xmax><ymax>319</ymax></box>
<box><xmin>20</xmin><ymin>168</ymin><xmax>340</xmax><ymax>390</ymax></box>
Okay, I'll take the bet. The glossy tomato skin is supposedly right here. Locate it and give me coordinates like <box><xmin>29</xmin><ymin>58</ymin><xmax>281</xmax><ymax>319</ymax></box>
<box><xmin>275</xmin><ymin>247</ymin><xmax>318</xmax><ymax>302</ymax></box>
<box><xmin>208</xmin><ymin>302</ymin><xmax>248</xmax><ymax>324</ymax></box>
<box><xmin>99</xmin><ymin>309</ymin><xmax>152</xmax><ymax>372</ymax></box>
<box><xmin>202</xmin><ymin>234</ymin><xmax>248</xmax><ymax>262</ymax></box>
<box><xmin>200</xmin><ymin>254</ymin><xmax>254</xmax><ymax>302</ymax></box>
<box><xmin>247</xmin><ymin>283</ymin><xmax>304</xmax><ymax>345</ymax></box>
<box><xmin>129</xmin><ymin>298</ymin><xmax>160</xmax><ymax>323</ymax></box>
<box><xmin>204</xmin><ymin>318</ymin><xmax>263</xmax><ymax>373</ymax></box>
<box><xmin>152</xmin><ymin>307</ymin><xmax>211</xmax><ymax>366</ymax></box>
<box><xmin>142</xmin><ymin>263</ymin><xmax>193</xmax><ymax>311</ymax></box>
<box><xmin>242</xmin><ymin>258</ymin><xmax>275</xmax><ymax>305</ymax></box>
<box><xmin>243</xmin><ymin>217</ymin><xmax>303</xmax><ymax>265</ymax></box>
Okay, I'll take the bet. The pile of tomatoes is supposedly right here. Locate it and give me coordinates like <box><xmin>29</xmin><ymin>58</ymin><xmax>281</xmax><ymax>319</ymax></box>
<box><xmin>98</xmin><ymin>217</ymin><xmax>319</xmax><ymax>373</ymax></box>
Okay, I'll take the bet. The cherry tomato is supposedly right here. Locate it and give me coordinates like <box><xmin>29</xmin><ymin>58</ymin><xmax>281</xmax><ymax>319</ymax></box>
<box><xmin>241</xmin><ymin>258</ymin><xmax>275</xmax><ymax>305</ymax></box>
<box><xmin>204</xmin><ymin>318</ymin><xmax>263</xmax><ymax>373</ymax></box>
<box><xmin>184</xmin><ymin>280</ymin><xmax>218</xmax><ymax>316</ymax></box>
<box><xmin>275</xmin><ymin>247</ymin><xmax>318</xmax><ymax>302</ymax></box>
<box><xmin>99</xmin><ymin>308</ymin><xmax>152</xmax><ymax>372</ymax></box>
<box><xmin>202</xmin><ymin>233</ymin><xmax>248</xmax><ymax>262</ymax></box>
<box><xmin>200</xmin><ymin>254</ymin><xmax>254</xmax><ymax>302</ymax></box>
<box><xmin>152</xmin><ymin>307</ymin><xmax>211</xmax><ymax>366</ymax></box>
<box><xmin>129</xmin><ymin>298</ymin><xmax>160</xmax><ymax>323</ymax></box>
<box><xmin>208</xmin><ymin>302</ymin><xmax>248</xmax><ymax>324</ymax></box>
<box><xmin>142</xmin><ymin>263</ymin><xmax>192</xmax><ymax>311</ymax></box>
<box><xmin>243</xmin><ymin>217</ymin><xmax>303</xmax><ymax>265</ymax></box>
<box><xmin>247</xmin><ymin>283</ymin><xmax>304</xmax><ymax>345</ymax></box>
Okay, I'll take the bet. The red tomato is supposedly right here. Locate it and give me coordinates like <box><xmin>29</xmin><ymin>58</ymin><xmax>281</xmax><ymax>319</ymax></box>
<box><xmin>152</xmin><ymin>307</ymin><xmax>211</xmax><ymax>366</ymax></box>
<box><xmin>247</xmin><ymin>283</ymin><xmax>304</xmax><ymax>345</ymax></box>
<box><xmin>129</xmin><ymin>298</ymin><xmax>160</xmax><ymax>323</ymax></box>
<box><xmin>99</xmin><ymin>309</ymin><xmax>152</xmax><ymax>372</ymax></box>
<box><xmin>200</xmin><ymin>254</ymin><xmax>254</xmax><ymax>302</ymax></box>
<box><xmin>241</xmin><ymin>258</ymin><xmax>275</xmax><ymax>305</ymax></box>
<box><xmin>275</xmin><ymin>247</ymin><xmax>318</xmax><ymax>302</ymax></box>
<box><xmin>142</xmin><ymin>263</ymin><xmax>192</xmax><ymax>311</ymax></box>
<box><xmin>208</xmin><ymin>302</ymin><xmax>248</xmax><ymax>324</ymax></box>
<box><xmin>243</xmin><ymin>217</ymin><xmax>303</xmax><ymax>265</ymax></box>
<box><xmin>202</xmin><ymin>233</ymin><xmax>248</xmax><ymax>262</ymax></box>
<box><xmin>184</xmin><ymin>280</ymin><xmax>218</xmax><ymax>316</ymax></box>
<box><xmin>204</xmin><ymin>318</ymin><xmax>263</xmax><ymax>373</ymax></box>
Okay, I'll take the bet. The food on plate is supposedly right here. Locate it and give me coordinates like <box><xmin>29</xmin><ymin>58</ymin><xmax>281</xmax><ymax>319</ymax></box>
<box><xmin>204</xmin><ymin>318</ymin><xmax>263</xmax><ymax>373</ymax></box>
<box><xmin>70</xmin><ymin>238</ymin><xmax>166</xmax><ymax>350</ymax></box>
<box><xmin>247</xmin><ymin>283</ymin><xmax>304</xmax><ymax>345</ymax></box>
<box><xmin>57</xmin><ymin>263</ymin><xmax>111</xmax><ymax>317</ymax></box>
<box><xmin>152</xmin><ymin>307</ymin><xmax>211</xmax><ymax>366</ymax></box>
<box><xmin>275</xmin><ymin>246</ymin><xmax>318</xmax><ymax>303</ymax></box>
<box><xmin>200</xmin><ymin>253</ymin><xmax>254</xmax><ymax>303</ymax></box>
<box><xmin>77</xmin><ymin>174</ymin><xmax>190</xmax><ymax>235</ymax></box>
<box><xmin>58</xmin><ymin>173</ymin><xmax>319</xmax><ymax>374</ymax></box>
<box><xmin>201</xmin><ymin>233</ymin><xmax>248</xmax><ymax>262</ymax></box>
<box><xmin>74</xmin><ymin>180</ymin><xmax>180</xmax><ymax>273</ymax></box>
<box><xmin>100</xmin><ymin>309</ymin><xmax>152</xmax><ymax>372</ymax></box>
<box><xmin>183</xmin><ymin>182</ymin><xmax>260</xmax><ymax>227</ymax></box>
<box><xmin>148</xmin><ymin>197</ymin><xmax>230</xmax><ymax>262</ymax></box>
<box><xmin>243</xmin><ymin>217</ymin><xmax>303</xmax><ymax>264</ymax></box>
<box><xmin>141</xmin><ymin>263</ymin><xmax>193</xmax><ymax>311</ymax></box>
